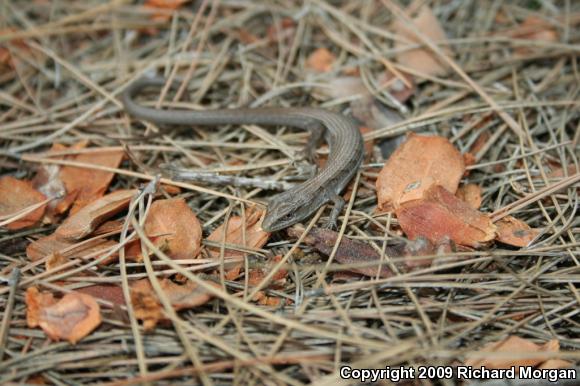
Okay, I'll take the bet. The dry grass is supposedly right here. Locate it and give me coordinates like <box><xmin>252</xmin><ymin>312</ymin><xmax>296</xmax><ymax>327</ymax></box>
<box><xmin>1</xmin><ymin>0</ymin><xmax>579</xmax><ymax>384</ymax></box>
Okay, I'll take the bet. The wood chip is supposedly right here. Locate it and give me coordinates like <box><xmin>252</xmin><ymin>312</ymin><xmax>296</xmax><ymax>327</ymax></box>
<box><xmin>306</xmin><ymin>48</ymin><xmax>336</xmax><ymax>73</ymax></box>
<box><xmin>396</xmin><ymin>185</ymin><xmax>496</xmax><ymax>248</ymax></box>
<box><xmin>77</xmin><ymin>285</ymin><xmax>126</xmax><ymax>306</ymax></box>
<box><xmin>131</xmin><ymin>278</ymin><xmax>218</xmax><ymax>330</ymax></box>
<box><xmin>456</xmin><ymin>183</ymin><xmax>483</xmax><ymax>209</ymax></box>
<box><xmin>26</xmin><ymin>233</ymin><xmax>118</xmax><ymax>264</ymax></box>
<box><xmin>207</xmin><ymin>207</ymin><xmax>270</xmax><ymax>258</ymax></box>
<box><xmin>55</xmin><ymin>189</ymin><xmax>136</xmax><ymax>240</ymax></box>
<box><xmin>143</xmin><ymin>198</ymin><xmax>203</xmax><ymax>260</ymax></box>
<box><xmin>376</xmin><ymin>134</ymin><xmax>465</xmax><ymax>212</ymax></box>
<box><xmin>57</xmin><ymin>148</ymin><xmax>125</xmax><ymax>215</ymax></box>
<box><xmin>495</xmin><ymin>215</ymin><xmax>540</xmax><ymax>247</ymax></box>
<box><xmin>393</xmin><ymin>6</ymin><xmax>452</xmax><ymax>76</ymax></box>
<box><xmin>464</xmin><ymin>336</ymin><xmax>560</xmax><ymax>369</ymax></box>
<box><xmin>0</xmin><ymin>176</ymin><xmax>47</xmax><ymax>230</ymax></box>
<box><xmin>26</xmin><ymin>287</ymin><xmax>101</xmax><ymax>344</ymax></box>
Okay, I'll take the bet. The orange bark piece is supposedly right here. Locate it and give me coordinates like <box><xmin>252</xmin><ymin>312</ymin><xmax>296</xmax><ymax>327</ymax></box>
<box><xmin>55</xmin><ymin>189</ymin><xmax>136</xmax><ymax>240</ymax></box>
<box><xmin>470</xmin><ymin>130</ymin><xmax>491</xmax><ymax>155</ymax></box>
<box><xmin>131</xmin><ymin>278</ymin><xmax>218</xmax><ymax>330</ymax></box>
<box><xmin>393</xmin><ymin>6</ymin><xmax>452</xmax><ymax>76</ymax></box>
<box><xmin>0</xmin><ymin>28</ymin><xmax>37</xmax><ymax>69</ymax></box>
<box><xmin>378</xmin><ymin>70</ymin><xmax>415</xmax><ymax>103</ymax></box>
<box><xmin>32</xmin><ymin>164</ymin><xmax>66</xmax><ymax>220</ymax></box>
<box><xmin>495</xmin><ymin>215</ymin><xmax>540</xmax><ymax>247</ymax></box>
<box><xmin>58</xmin><ymin>149</ymin><xmax>125</xmax><ymax>215</ymax></box>
<box><xmin>26</xmin><ymin>287</ymin><xmax>101</xmax><ymax>344</ymax></box>
<box><xmin>509</xmin><ymin>16</ymin><xmax>559</xmax><ymax>55</ymax></box>
<box><xmin>376</xmin><ymin>134</ymin><xmax>465</xmax><ymax>211</ymax></box>
<box><xmin>32</xmin><ymin>142</ymin><xmax>87</xmax><ymax>216</ymax></box>
<box><xmin>33</xmin><ymin>142</ymin><xmax>124</xmax><ymax>215</ymax></box>
<box><xmin>142</xmin><ymin>198</ymin><xmax>203</xmax><ymax>260</ymax></box>
<box><xmin>545</xmin><ymin>164</ymin><xmax>579</xmax><ymax>179</ymax></box>
<box><xmin>253</xmin><ymin>291</ymin><xmax>284</xmax><ymax>307</ymax></box>
<box><xmin>464</xmin><ymin>336</ymin><xmax>560</xmax><ymax>369</ymax></box>
<box><xmin>144</xmin><ymin>0</ymin><xmax>188</xmax><ymax>22</ymax></box>
<box><xmin>25</xmin><ymin>287</ymin><xmax>56</xmax><ymax>328</ymax></box>
<box><xmin>306</xmin><ymin>48</ymin><xmax>336</xmax><ymax>73</ymax></box>
<box><xmin>287</xmin><ymin>226</ymin><xmax>394</xmax><ymax>278</ymax></box>
<box><xmin>46</xmin><ymin>252</ymin><xmax>68</xmax><ymax>272</ymax></box>
<box><xmin>77</xmin><ymin>285</ymin><xmax>126</xmax><ymax>306</ymax></box>
<box><xmin>456</xmin><ymin>183</ymin><xmax>482</xmax><ymax>209</ymax></box>
<box><xmin>538</xmin><ymin>359</ymin><xmax>573</xmax><ymax>369</ymax></box>
<box><xmin>247</xmin><ymin>255</ymin><xmax>288</xmax><ymax>288</ymax></box>
<box><xmin>0</xmin><ymin>176</ymin><xmax>47</xmax><ymax>230</ymax></box>
<box><xmin>396</xmin><ymin>185</ymin><xmax>496</xmax><ymax>248</ymax></box>
<box><xmin>207</xmin><ymin>208</ymin><xmax>270</xmax><ymax>258</ymax></box>
<box><xmin>26</xmin><ymin>233</ymin><xmax>118</xmax><ymax>265</ymax></box>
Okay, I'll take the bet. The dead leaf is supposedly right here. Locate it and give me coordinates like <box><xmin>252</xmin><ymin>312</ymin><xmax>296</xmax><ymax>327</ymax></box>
<box><xmin>142</xmin><ymin>198</ymin><xmax>203</xmax><ymax>260</ymax></box>
<box><xmin>55</xmin><ymin>189</ymin><xmax>136</xmax><ymax>240</ymax></box>
<box><xmin>288</xmin><ymin>226</ymin><xmax>394</xmax><ymax>278</ymax></box>
<box><xmin>207</xmin><ymin>208</ymin><xmax>270</xmax><ymax>259</ymax></box>
<box><xmin>38</xmin><ymin>145</ymin><xmax>125</xmax><ymax>214</ymax></box>
<box><xmin>46</xmin><ymin>252</ymin><xmax>68</xmax><ymax>271</ymax></box>
<box><xmin>27</xmin><ymin>233</ymin><xmax>118</xmax><ymax>265</ymax></box>
<box><xmin>0</xmin><ymin>176</ymin><xmax>47</xmax><ymax>230</ymax></box>
<box><xmin>403</xmin><ymin>236</ymin><xmax>455</xmax><ymax>269</ymax></box>
<box><xmin>26</xmin><ymin>287</ymin><xmax>101</xmax><ymax>344</ymax></box>
<box><xmin>507</xmin><ymin>16</ymin><xmax>559</xmax><ymax>55</ymax></box>
<box><xmin>306</xmin><ymin>48</ymin><xmax>336</xmax><ymax>73</ymax></box>
<box><xmin>25</xmin><ymin>287</ymin><xmax>56</xmax><ymax>328</ymax></box>
<box><xmin>24</xmin><ymin>375</ymin><xmax>48</xmax><ymax>385</ymax></box>
<box><xmin>253</xmin><ymin>291</ymin><xmax>285</xmax><ymax>307</ymax></box>
<box><xmin>131</xmin><ymin>278</ymin><xmax>218</xmax><ymax>330</ymax></box>
<box><xmin>396</xmin><ymin>185</ymin><xmax>496</xmax><ymax>248</ymax></box>
<box><xmin>456</xmin><ymin>183</ymin><xmax>482</xmax><ymax>209</ymax></box>
<box><xmin>77</xmin><ymin>285</ymin><xmax>126</xmax><ymax>306</ymax></box>
<box><xmin>247</xmin><ymin>255</ymin><xmax>288</xmax><ymax>287</ymax></box>
<box><xmin>144</xmin><ymin>0</ymin><xmax>188</xmax><ymax>22</ymax></box>
<box><xmin>377</xmin><ymin>70</ymin><xmax>415</xmax><ymax>103</ymax></box>
<box><xmin>234</xmin><ymin>28</ymin><xmax>259</xmax><ymax>44</ymax></box>
<box><xmin>470</xmin><ymin>131</ymin><xmax>491</xmax><ymax>156</ymax></box>
<box><xmin>32</xmin><ymin>142</ymin><xmax>81</xmax><ymax>216</ymax></box>
<box><xmin>93</xmin><ymin>219</ymin><xmax>125</xmax><ymax>235</ymax></box>
<box><xmin>376</xmin><ymin>134</ymin><xmax>465</xmax><ymax>212</ymax></box>
<box><xmin>0</xmin><ymin>28</ymin><xmax>38</xmax><ymax>70</ymax></box>
<box><xmin>290</xmin><ymin>225</ymin><xmax>459</xmax><ymax>274</ymax></box>
<box><xmin>32</xmin><ymin>164</ymin><xmax>65</xmax><ymax>219</ymax></box>
<box><xmin>544</xmin><ymin>164</ymin><xmax>579</xmax><ymax>180</ymax></box>
<box><xmin>393</xmin><ymin>6</ymin><xmax>452</xmax><ymax>76</ymax></box>
<box><xmin>495</xmin><ymin>215</ymin><xmax>540</xmax><ymax>247</ymax></box>
<box><xmin>464</xmin><ymin>336</ymin><xmax>560</xmax><ymax>369</ymax></box>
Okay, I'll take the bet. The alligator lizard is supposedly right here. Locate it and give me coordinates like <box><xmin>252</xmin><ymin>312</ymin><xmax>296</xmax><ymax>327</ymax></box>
<box><xmin>121</xmin><ymin>77</ymin><xmax>364</xmax><ymax>232</ymax></box>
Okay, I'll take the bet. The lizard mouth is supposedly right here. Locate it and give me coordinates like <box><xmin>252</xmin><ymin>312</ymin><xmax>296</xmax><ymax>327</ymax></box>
<box><xmin>261</xmin><ymin>212</ymin><xmax>296</xmax><ymax>232</ymax></box>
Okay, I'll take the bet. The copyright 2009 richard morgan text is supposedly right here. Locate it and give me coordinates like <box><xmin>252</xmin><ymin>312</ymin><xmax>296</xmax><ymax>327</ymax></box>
<box><xmin>339</xmin><ymin>365</ymin><xmax>577</xmax><ymax>383</ymax></box>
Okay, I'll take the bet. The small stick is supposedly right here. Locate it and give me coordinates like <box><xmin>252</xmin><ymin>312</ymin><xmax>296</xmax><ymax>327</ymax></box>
<box><xmin>163</xmin><ymin>165</ymin><xmax>294</xmax><ymax>191</ymax></box>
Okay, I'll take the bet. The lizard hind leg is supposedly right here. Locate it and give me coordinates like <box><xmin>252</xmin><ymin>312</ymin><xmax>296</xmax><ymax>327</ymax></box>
<box><xmin>295</xmin><ymin>122</ymin><xmax>326</xmax><ymax>163</ymax></box>
<box><xmin>324</xmin><ymin>193</ymin><xmax>345</xmax><ymax>230</ymax></box>
<box><xmin>290</xmin><ymin>122</ymin><xmax>325</xmax><ymax>181</ymax></box>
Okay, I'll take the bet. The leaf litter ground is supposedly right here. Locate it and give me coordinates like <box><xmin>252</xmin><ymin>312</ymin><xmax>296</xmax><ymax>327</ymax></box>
<box><xmin>0</xmin><ymin>1</ymin><xmax>579</xmax><ymax>384</ymax></box>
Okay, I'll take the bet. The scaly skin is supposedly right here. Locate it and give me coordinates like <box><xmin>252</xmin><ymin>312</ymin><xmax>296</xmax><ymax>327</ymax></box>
<box><xmin>121</xmin><ymin>77</ymin><xmax>364</xmax><ymax>232</ymax></box>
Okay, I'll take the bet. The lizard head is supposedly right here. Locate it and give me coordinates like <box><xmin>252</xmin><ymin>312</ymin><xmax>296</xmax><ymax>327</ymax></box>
<box><xmin>261</xmin><ymin>192</ymin><xmax>316</xmax><ymax>232</ymax></box>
